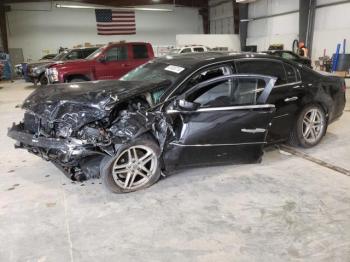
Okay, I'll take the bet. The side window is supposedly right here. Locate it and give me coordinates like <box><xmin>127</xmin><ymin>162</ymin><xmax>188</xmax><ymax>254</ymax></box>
<box><xmin>133</xmin><ymin>44</ymin><xmax>149</xmax><ymax>59</ymax></box>
<box><xmin>66</xmin><ymin>51</ymin><xmax>80</xmax><ymax>60</ymax></box>
<box><xmin>105</xmin><ymin>46</ymin><xmax>128</xmax><ymax>61</ymax></box>
<box><xmin>281</xmin><ymin>52</ymin><xmax>297</xmax><ymax>60</ymax></box>
<box><xmin>193</xmin><ymin>47</ymin><xmax>204</xmax><ymax>52</ymax></box>
<box><xmin>283</xmin><ymin>63</ymin><xmax>297</xmax><ymax>83</ymax></box>
<box><xmin>83</xmin><ymin>49</ymin><xmax>96</xmax><ymax>58</ymax></box>
<box><xmin>187</xmin><ymin>78</ymin><xmax>262</xmax><ymax>108</ymax></box>
<box><xmin>235</xmin><ymin>60</ymin><xmax>287</xmax><ymax>86</ymax></box>
<box><xmin>188</xmin><ymin>66</ymin><xmax>232</xmax><ymax>88</ymax></box>
<box><xmin>181</xmin><ymin>48</ymin><xmax>191</xmax><ymax>53</ymax></box>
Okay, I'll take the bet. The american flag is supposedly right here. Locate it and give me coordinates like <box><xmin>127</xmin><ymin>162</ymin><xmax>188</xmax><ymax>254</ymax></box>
<box><xmin>95</xmin><ymin>9</ymin><xmax>136</xmax><ymax>35</ymax></box>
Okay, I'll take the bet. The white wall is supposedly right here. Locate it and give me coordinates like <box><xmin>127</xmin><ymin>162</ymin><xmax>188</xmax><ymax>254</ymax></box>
<box><xmin>7</xmin><ymin>2</ymin><xmax>203</xmax><ymax>61</ymax></box>
<box><xmin>209</xmin><ymin>0</ymin><xmax>234</xmax><ymax>34</ymax></box>
<box><xmin>246</xmin><ymin>0</ymin><xmax>299</xmax><ymax>51</ymax></box>
<box><xmin>313</xmin><ymin>1</ymin><xmax>350</xmax><ymax>61</ymax></box>
<box><xmin>246</xmin><ymin>0</ymin><xmax>350</xmax><ymax>62</ymax></box>
<box><xmin>176</xmin><ymin>34</ymin><xmax>241</xmax><ymax>51</ymax></box>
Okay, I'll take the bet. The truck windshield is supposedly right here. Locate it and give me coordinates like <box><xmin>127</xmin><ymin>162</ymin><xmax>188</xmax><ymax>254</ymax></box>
<box><xmin>120</xmin><ymin>61</ymin><xmax>186</xmax><ymax>85</ymax></box>
<box><xmin>85</xmin><ymin>47</ymin><xmax>104</xmax><ymax>60</ymax></box>
<box><xmin>53</xmin><ymin>51</ymin><xmax>68</xmax><ymax>61</ymax></box>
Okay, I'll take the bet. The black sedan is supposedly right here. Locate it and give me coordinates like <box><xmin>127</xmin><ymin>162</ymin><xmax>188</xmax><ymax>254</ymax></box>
<box><xmin>8</xmin><ymin>52</ymin><xmax>346</xmax><ymax>193</ymax></box>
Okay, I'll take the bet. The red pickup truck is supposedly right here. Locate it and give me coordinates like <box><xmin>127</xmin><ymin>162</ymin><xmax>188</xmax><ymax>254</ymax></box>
<box><xmin>46</xmin><ymin>42</ymin><xmax>154</xmax><ymax>83</ymax></box>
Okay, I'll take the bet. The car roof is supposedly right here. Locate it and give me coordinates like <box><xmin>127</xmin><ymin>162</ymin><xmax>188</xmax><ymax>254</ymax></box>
<box><xmin>155</xmin><ymin>52</ymin><xmax>280</xmax><ymax>68</ymax></box>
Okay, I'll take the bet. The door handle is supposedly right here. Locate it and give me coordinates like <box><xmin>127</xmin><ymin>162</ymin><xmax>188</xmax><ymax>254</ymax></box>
<box><xmin>241</xmin><ymin>128</ymin><xmax>266</xmax><ymax>133</ymax></box>
<box><xmin>284</xmin><ymin>96</ymin><xmax>298</xmax><ymax>102</ymax></box>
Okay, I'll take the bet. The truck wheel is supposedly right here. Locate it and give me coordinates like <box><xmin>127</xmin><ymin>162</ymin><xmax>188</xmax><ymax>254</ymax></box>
<box><xmin>101</xmin><ymin>138</ymin><xmax>161</xmax><ymax>193</ymax></box>
<box><xmin>39</xmin><ymin>74</ymin><xmax>48</xmax><ymax>86</ymax></box>
<box><xmin>288</xmin><ymin>104</ymin><xmax>327</xmax><ymax>148</ymax></box>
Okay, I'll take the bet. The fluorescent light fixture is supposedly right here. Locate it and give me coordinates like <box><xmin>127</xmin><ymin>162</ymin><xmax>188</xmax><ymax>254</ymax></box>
<box><xmin>56</xmin><ymin>4</ymin><xmax>173</xmax><ymax>12</ymax></box>
<box><xmin>240</xmin><ymin>18</ymin><xmax>254</xmax><ymax>22</ymax></box>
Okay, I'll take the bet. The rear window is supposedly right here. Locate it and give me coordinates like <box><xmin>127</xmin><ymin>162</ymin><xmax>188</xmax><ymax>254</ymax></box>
<box><xmin>133</xmin><ymin>44</ymin><xmax>149</xmax><ymax>59</ymax></box>
<box><xmin>235</xmin><ymin>60</ymin><xmax>287</xmax><ymax>85</ymax></box>
<box><xmin>193</xmin><ymin>47</ymin><xmax>204</xmax><ymax>52</ymax></box>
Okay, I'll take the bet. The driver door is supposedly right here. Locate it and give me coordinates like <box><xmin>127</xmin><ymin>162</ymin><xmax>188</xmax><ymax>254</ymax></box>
<box><xmin>94</xmin><ymin>45</ymin><xmax>131</xmax><ymax>80</ymax></box>
<box><xmin>163</xmin><ymin>75</ymin><xmax>276</xmax><ymax>169</ymax></box>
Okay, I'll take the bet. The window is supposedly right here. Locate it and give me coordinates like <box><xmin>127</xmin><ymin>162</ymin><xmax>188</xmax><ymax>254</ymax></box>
<box><xmin>82</xmin><ymin>48</ymin><xmax>97</xmax><ymax>58</ymax></box>
<box><xmin>235</xmin><ymin>60</ymin><xmax>287</xmax><ymax>85</ymax></box>
<box><xmin>283</xmin><ymin>63</ymin><xmax>297</xmax><ymax>83</ymax></box>
<box><xmin>105</xmin><ymin>46</ymin><xmax>128</xmax><ymax>61</ymax></box>
<box><xmin>188</xmin><ymin>66</ymin><xmax>232</xmax><ymax>87</ymax></box>
<box><xmin>193</xmin><ymin>47</ymin><xmax>204</xmax><ymax>52</ymax></box>
<box><xmin>281</xmin><ymin>52</ymin><xmax>297</xmax><ymax>60</ymax></box>
<box><xmin>66</xmin><ymin>51</ymin><xmax>80</xmax><ymax>60</ymax></box>
<box><xmin>181</xmin><ymin>48</ymin><xmax>191</xmax><ymax>53</ymax></box>
<box><xmin>133</xmin><ymin>44</ymin><xmax>149</xmax><ymax>59</ymax></box>
<box><xmin>187</xmin><ymin>78</ymin><xmax>263</xmax><ymax>108</ymax></box>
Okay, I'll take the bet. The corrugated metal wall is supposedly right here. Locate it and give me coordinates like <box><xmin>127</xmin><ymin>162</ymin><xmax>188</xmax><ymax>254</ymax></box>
<box><xmin>209</xmin><ymin>0</ymin><xmax>234</xmax><ymax>34</ymax></box>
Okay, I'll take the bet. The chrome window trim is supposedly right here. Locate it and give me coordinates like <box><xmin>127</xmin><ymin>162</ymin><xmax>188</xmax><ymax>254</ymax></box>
<box><xmin>169</xmin><ymin>141</ymin><xmax>267</xmax><ymax>147</ymax></box>
<box><xmin>274</xmin><ymin>81</ymin><xmax>302</xmax><ymax>88</ymax></box>
<box><xmin>167</xmin><ymin>104</ymin><xmax>275</xmax><ymax>114</ymax></box>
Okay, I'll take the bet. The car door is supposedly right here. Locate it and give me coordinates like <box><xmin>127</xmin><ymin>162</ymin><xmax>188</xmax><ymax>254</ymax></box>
<box><xmin>162</xmin><ymin>75</ymin><xmax>276</xmax><ymax>169</ymax></box>
<box><xmin>130</xmin><ymin>44</ymin><xmax>151</xmax><ymax>69</ymax></box>
<box><xmin>94</xmin><ymin>44</ymin><xmax>130</xmax><ymax>80</ymax></box>
<box><xmin>235</xmin><ymin>59</ymin><xmax>305</xmax><ymax>143</ymax></box>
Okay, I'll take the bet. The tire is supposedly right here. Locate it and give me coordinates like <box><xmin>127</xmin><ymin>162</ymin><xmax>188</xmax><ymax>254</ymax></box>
<box><xmin>69</xmin><ymin>78</ymin><xmax>87</xmax><ymax>83</ymax></box>
<box><xmin>101</xmin><ymin>137</ymin><xmax>161</xmax><ymax>193</ymax></box>
<box><xmin>288</xmin><ymin>104</ymin><xmax>327</xmax><ymax>148</ymax></box>
<box><xmin>39</xmin><ymin>74</ymin><xmax>48</xmax><ymax>86</ymax></box>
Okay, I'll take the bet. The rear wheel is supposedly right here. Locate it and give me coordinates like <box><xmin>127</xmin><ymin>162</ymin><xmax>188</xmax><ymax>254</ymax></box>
<box><xmin>289</xmin><ymin>104</ymin><xmax>327</xmax><ymax>148</ymax></box>
<box><xmin>101</xmin><ymin>138</ymin><xmax>161</xmax><ymax>193</ymax></box>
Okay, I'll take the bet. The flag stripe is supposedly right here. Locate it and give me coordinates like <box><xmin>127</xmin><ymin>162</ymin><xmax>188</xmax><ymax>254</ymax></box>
<box><xmin>98</xmin><ymin>28</ymin><xmax>135</xmax><ymax>31</ymax></box>
<box><xmin>97</xmin><ymin>23</ymin><xmax>136</xmax><ymax>27</ymax></box>
<box><xmin>98</xmin><ymin>32</ymin><xmax>136</xmax><ymax>35</ymax></box>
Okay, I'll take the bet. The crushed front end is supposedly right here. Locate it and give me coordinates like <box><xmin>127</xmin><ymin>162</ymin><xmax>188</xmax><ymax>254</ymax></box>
<box><xmin>8</xmin><ymin>81</ymin><xmax>173</xmax><ymax>181</ymax></box>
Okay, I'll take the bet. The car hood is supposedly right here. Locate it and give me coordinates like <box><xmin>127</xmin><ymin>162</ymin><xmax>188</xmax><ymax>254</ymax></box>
<box><xmin>27</xmin><ymin>61</ymin><xmax>53</xmax><ymax>69</ymax></box>
<box><xmin>49</xmin><ymin>59</ymin><xmax>88</xmax><ymax>69</ymax></box>
<box><xmin>22</xmin><ymin>80</ymin><xmax>164</xmax><ymax>128</ymax></box>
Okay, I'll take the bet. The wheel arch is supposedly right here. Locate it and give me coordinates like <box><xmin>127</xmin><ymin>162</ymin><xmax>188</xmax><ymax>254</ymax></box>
<box><xmin>64</xmin><ymin>74</ymin><xmax>91</xmax><ymax>82</ymax></box>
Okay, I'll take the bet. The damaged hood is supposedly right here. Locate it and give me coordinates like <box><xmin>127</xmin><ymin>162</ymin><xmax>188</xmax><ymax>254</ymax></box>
<box><xmin>22</xmin><ymin>80</ymin><xmax>164</xmax><ymax>129</ymax></box>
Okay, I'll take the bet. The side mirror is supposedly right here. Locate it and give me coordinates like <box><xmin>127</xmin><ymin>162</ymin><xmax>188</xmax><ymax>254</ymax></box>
<box><xmin>98</xmin><ymin>55</ymin><xmax>107</xmax><ymax>63</ymax></box>
<box><xmin>175</xmin><ymin>99</ymin><xmax>199</xmax><ymax>111</ymax></box>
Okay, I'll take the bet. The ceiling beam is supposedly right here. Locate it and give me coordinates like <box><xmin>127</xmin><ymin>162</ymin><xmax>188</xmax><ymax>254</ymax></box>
<box><xmin>2</xmin><ymin>0</ymin><xmax>208</xmax><ymax>8</ymax></box>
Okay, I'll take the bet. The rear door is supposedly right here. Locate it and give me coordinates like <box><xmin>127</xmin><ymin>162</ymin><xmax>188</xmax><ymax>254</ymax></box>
<box><xmin>235</xmin><ymin>59</ymin><xmax>305</xmax><ymax>142</ymax></box>
<box><xmin>94</xmin><ymin>44</ymin><xmax>129</xmax><ymax>80</ymax></box>
<box><xmin>163</xmin><ymin>75</ymin><xmax>276</xmax><ymax>168</ymax></box>
<box><xmin>130</xmin><ymin>44</ymin><xmax>152</xmax><ymax>69</ymax></box>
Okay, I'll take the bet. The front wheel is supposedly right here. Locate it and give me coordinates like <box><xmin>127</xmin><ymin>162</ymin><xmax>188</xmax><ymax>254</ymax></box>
<box><xmin>289</xmin><ymin>104</ymin><xmax>327</xmax><ymax>148</ymax></box>
<box><xmin>101</xmin><ymin>138</ymin><xmax>161</xmax><ymax>193</ymax></box>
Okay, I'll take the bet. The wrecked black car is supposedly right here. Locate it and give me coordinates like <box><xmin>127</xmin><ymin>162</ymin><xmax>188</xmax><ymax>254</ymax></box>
<box><xmin>8</xmin><ymin>53</ymin><xmax>346</xmax><ymax>193</ymax></box>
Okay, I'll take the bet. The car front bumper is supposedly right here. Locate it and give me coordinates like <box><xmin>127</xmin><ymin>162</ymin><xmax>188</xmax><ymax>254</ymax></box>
<box><xmin>8</xmin><ymin>123</ymin><xmax>87</xmax><ymax>156</ymax></box>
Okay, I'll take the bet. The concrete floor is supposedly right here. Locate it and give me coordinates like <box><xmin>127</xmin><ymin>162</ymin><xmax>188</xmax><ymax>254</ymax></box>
<box><xmin>1</xmin><ymin>80</ymin><xmax>350</xmax><ymax>262</ymax></box>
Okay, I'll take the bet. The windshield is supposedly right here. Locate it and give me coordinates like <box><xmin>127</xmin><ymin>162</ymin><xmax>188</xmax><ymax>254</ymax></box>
<box><xmin>53</xmin><ymin>51</ymin><xmax>69</xmax><ymax>61</ymax></box>
<box><xmin>86</xmin><ymin>47</ymin><xmax>104</xmax><ymax>60</ymax></box>
<box><xmin>120</xmin><ymin>61</ymin><xmax>186</xmax><ymax>86</ymax></box>
<box><xmin>168</xmin><ymin>49</ymin><xmax>180</xmax><ymax>55</ymax></box>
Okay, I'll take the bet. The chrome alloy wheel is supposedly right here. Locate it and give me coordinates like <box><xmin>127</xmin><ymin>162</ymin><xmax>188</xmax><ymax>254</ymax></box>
<box><xmin>112</xmin><ymin>145</ymin><xmax>157</xmax><ymax>190</ymax></box>
<box><xmin>302</xmin><ymin>108</ymin><xmax>325</xmax><ymax>143</ymax></box>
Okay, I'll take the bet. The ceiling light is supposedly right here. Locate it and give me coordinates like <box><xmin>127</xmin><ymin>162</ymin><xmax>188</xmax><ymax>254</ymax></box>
<box><xmin>56</xmin><ymin>4</ymin><xmax>173</xmax><ymax>12</ymax></box>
